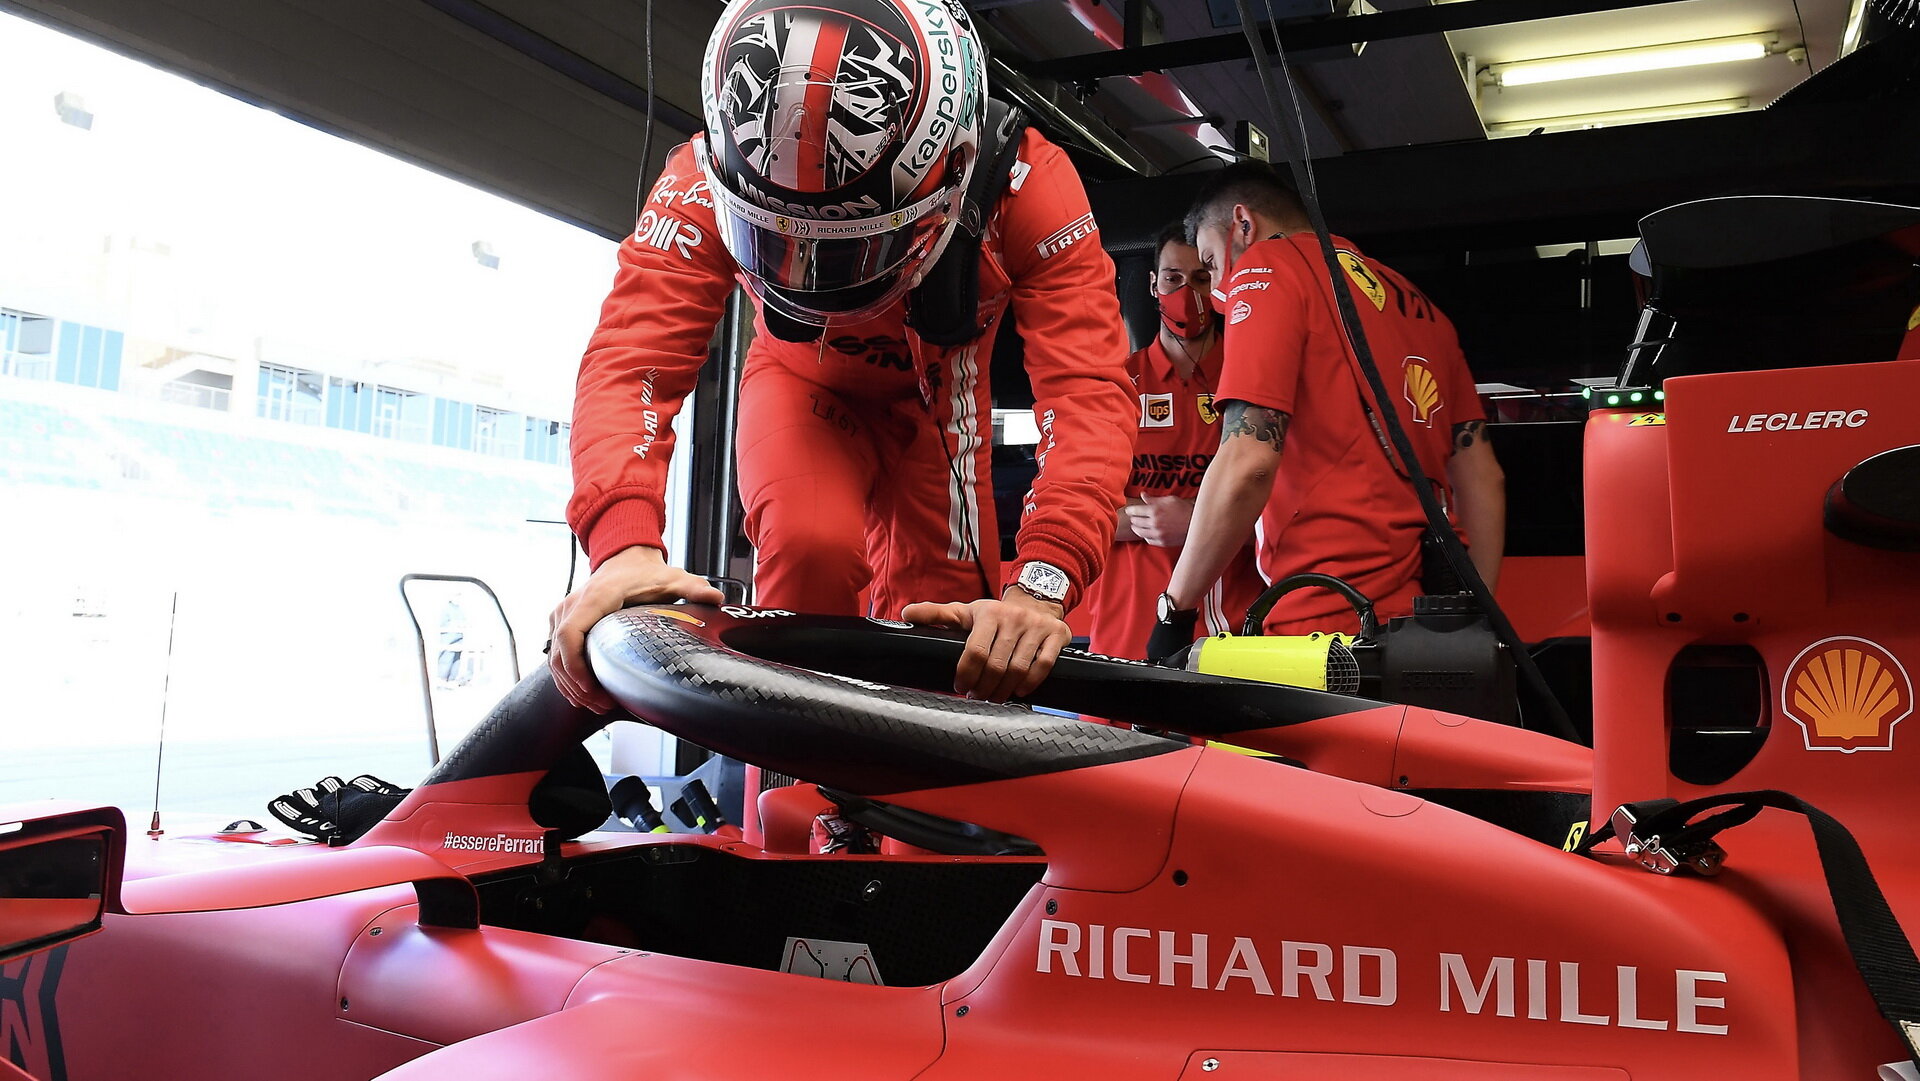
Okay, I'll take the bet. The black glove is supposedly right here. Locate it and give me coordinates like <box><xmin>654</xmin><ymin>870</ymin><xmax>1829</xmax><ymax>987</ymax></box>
<box><xmin>268</xmin><ymin>774</ymin><xmax>409</xmax><ymax>845</ymax></box>
<box><xmin>1146</xmin><ymin>606</ymin><xmax>1199</xmax><ymax>666</ymax></box>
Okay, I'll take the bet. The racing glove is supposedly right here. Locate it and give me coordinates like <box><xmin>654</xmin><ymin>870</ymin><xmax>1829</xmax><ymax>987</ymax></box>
<box><xmin>268</xmin><ymin>774</ymin><xmax>410</xmax><ymax>845</ymax></box>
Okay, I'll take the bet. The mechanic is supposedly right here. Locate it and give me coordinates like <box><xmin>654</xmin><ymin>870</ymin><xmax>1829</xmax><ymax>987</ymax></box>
<box><xmin>549</xmin><ymin>0</ymin><xmax>1135</xmax><ymax>707</ymax></box>
<box><xmin>1147</xmin><ymin>163</ymin><xmax>1505</xmax><ymax>657</ymax></box>
<box><xmin>1079</xmin><ymin>222</ymin><xmax>1264</xmax><ymax>659</ymax></box>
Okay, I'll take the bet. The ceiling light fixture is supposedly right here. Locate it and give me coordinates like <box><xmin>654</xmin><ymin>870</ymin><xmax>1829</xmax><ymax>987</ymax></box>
<box><xmin>1482</xmin><ymin>34</ymin><xmax>1780</xmax><ymax>88</ymax></box>
<box><xmin>1486</xmin><ymin>97</ymin><xmax>1751</xmax><ymax>136</ymax></box>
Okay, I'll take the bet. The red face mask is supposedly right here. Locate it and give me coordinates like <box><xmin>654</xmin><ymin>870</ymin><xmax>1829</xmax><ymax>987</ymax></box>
<box><xmin>1158</xmin><ymin>286</ymin><xmax>1212</xmax><ymax>340</ymax></box>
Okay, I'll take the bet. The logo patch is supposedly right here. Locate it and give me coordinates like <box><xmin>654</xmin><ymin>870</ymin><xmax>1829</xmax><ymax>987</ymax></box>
<box><xmin>1339</xmin><ymin>250</ymin><xmax>1386</xmax><ymax>311</ymax></box>
<box><xmin>1627</xmin><ymin>413</ymin><xmax>1667</xmax><ymax>427</ymax></box>
<box><xmin>1402</xmin><ymin>357</ymin><xmax>1441</xmax><ymax>426</ymax></box>
<box><xmin>1230</xmin><ymin>301</ymin><xmax>1253</xmax><ymax>325</ymax></box>
<box><xmin>1141</xmin><ymin>393</ymin><xmax>1173</xmax><ymax>428</ymax></box>
<box><xmin>1783</xmin><ymin>636</ymin><xmax>1913</xmax><ymax>753</ymax></box>
<box><xmin>643</xmin><ymin>607</ymin><xmax>707</xmax><ymax>628</ymax></box>
<box><xmin>1036</xmin><ymin>213</ymin><xmax>1097</xmax><ymax>259</ymax></box>
<box><xmin>1197</xmin><ymin>393</ymin><xmax>1219</xmax><ymax>425</ymax></box>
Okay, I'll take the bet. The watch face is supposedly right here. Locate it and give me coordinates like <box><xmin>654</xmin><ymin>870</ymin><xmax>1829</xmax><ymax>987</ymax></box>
<box><xmin>1021</xmin><ymin>562</ymin><xmax>1068</xmax><ymax>600</ymax></box>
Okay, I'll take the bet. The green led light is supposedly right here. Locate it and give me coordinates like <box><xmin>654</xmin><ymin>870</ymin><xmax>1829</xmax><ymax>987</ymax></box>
<box><xmin>1654</xmin><ymin>389</ymin><xmax>1666</xmax><ymax>401</ymax></box>
<box><xmin>1630</xmin><ymin>391</ymin><xmax>1644</xmax><ymax>403</ymax></box>
<box><xmin>1581</xmin><ymin>387</ymin><xmax>1592</xmax><ymax>400</ymax></box>
<box><xmin>1607</xmin><ymin>394</ymin><xmax>1621</xmax><ymax>406</ymax></box>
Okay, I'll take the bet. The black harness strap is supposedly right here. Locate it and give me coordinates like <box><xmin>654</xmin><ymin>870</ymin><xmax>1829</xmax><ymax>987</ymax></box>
<box><xmin>1584</xmin><ymin>790</ymin><xmax>1920</xmax><ymax>1066</ymax></box>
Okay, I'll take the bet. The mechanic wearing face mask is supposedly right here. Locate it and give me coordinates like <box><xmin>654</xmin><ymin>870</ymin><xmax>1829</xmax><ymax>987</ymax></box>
<box><xmin>549</xmin><ymin>0</ymin><xmax>1136</xmax><ymax>706</ymax></box>
<box><xmin>1079</xmin><ymin>222</ymin><xmax>1264</xmax><ymax>660</ymax></box>
<box><xmin>1147</xmin><ymin>163</ymin><xmax>1505</xmax><ymax>660</ymax></box>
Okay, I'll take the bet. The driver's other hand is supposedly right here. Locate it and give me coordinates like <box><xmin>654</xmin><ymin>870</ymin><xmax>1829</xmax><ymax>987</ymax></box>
<box><xmin>902</xmin><ymin>589</ymin><xmax>1072</xmax><ymax>704</ymax></box>
<box><xmin>548</xmin><ymin>546</ymin><xmax>723</xmax><ymax>713</ymax></box>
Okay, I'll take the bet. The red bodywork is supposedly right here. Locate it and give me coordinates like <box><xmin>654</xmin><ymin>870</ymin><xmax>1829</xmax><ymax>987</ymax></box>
<box><xmin>12</xmin><ymin>382</ymin><xmax>1919</xmax><ymax>1078</ymax></box>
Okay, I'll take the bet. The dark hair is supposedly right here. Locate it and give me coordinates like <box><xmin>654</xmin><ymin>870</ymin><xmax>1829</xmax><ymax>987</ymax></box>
<box><xmin>1182</xmin><ymin>161</ymin><xmax>1307</xmax><ymax>243</ymax></box>
<box><xmin>1152</xmin><ymin>221</ymin><xmax>1191</xmax><ymax>264</ymax></box>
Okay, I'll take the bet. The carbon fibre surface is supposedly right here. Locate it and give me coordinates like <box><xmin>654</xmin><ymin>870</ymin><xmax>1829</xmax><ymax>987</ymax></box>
<box><xmin>588</xmin><ymin>608</ymin><xmax>1179</xmax><ymax>796</ymax></box>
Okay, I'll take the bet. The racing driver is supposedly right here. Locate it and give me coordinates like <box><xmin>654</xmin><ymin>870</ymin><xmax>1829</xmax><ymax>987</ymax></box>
<box><xmin>549</xmin><ymin>0</ymin><xmax>1136</xmax><ymax>706</ymax></box>
<box><xmin>1149</xmin><ymin>163</ymin><xmax>1505</xmax><ymax>655</ymax></box>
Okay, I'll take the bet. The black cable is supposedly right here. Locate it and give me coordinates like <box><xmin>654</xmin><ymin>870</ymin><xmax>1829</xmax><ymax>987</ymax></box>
<box><xmin>1790</xmin><ymin>0</ymin><xmax>1816</xmax><ymax>77</ymax></box>
<box><xmin>632</xmin><ymin>0</ymin><xmax>657</xmax><ymax>226</ymax></box>
<box><xmin>1231</xmin><ymin>0</ymin><xmax>1579</xmax><ymax>742</ymax></box>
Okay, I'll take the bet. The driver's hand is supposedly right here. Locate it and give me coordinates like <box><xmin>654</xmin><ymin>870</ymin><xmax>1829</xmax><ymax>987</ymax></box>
<box><xmin>548</xmin><ymin>546</ymin><xmax>723</xmax><ymax>712</ymax></box>
<box><xmin>902</xmin><ymin>589</ymin><xmax>1072</xmax><ymax>703</ymax></box>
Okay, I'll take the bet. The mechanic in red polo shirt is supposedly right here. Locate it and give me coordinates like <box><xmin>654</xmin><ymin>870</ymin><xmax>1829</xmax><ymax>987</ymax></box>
<box><xmin>1149</xmin><ymin>163</ymin><xmax>1506</xmax><ymax>654</ymax></box>
<box><xmin>1080</xmin><ymin>223</ymin><xmax>1264</xmax><ymax>659</ymax></box>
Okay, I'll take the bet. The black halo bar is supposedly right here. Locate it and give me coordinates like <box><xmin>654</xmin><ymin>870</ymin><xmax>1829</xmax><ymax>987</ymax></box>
<box><xmin>1018</xmin><ymin>0</ymin><xmax>1683</xmax><ymax>83</ymax></box>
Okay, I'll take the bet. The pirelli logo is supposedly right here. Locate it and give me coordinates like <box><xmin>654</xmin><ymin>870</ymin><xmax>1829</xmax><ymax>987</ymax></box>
<box><xmin>1037</xmin><ymin>213</ymin><xmax>1098</xmax><ymax>259</ymax></box>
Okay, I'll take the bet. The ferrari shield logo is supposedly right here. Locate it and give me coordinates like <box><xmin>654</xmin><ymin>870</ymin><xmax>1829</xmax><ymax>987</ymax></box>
<box><xmin>1402</xmin><ymin>357</ymin><xmax>1441</xmax><ymax>426</ymax></box>
<box><xmin>1783</xmin><ymin>635</ymin><xmax>1913</xmax><ymax>752</ymax></box>
<box><xmin>1339</xmin><ymin>250</ymin><xmax>1386</xmax><ymax>311</ymax></box>
<box><xmin>1141</xmin><ymin>393</ymin><xmax>1173</xmax><ymax>428</ymax></box>
<box><xmin>1197</xmin><ymin>393</ymin><xmax>1219</xmax><ymax>424</ymax></box>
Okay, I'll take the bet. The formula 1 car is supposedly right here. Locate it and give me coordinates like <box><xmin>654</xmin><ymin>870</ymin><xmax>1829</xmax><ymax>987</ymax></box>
<box><xmin>7</xmin><ymin>194</ymin><xmax>1920</xmax><ymax>1081</ymax></box>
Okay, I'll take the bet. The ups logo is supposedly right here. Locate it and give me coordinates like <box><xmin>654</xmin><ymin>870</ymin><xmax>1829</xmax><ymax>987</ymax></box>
<box><xmin>1784</xmin><ymin>635</ymin><xmax>1913</xmax><ymax>753</ymax></box>
<box><xmin>1140</xmin><ymin>393</ymin><xmax>1173</xmax><ymax>429</ymax></box>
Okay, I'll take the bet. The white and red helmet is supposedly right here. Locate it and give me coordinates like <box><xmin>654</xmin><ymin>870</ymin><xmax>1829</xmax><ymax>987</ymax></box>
<box><xmin>699</xmin><ymin>0</ymin><xmax>989</xmax><ymax>327</ymax></box>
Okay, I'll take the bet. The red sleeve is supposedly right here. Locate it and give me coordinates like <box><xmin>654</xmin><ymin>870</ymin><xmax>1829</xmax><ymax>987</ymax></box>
<box><xmin>1213</xmin><ymin>238</ymin><xmax>1318</xmax><ymax>414</ymax></box>
<box><xmin>995</xmin><ymin>131</ymin><xmax>1136</xmax><ymax>609</ymax></box>
<box><xmin>567</xmin><ymin>141</ymin><xmax>738</xmax><ymax>568</ymax></box>
<box><xmin>1438</xmin><ymin>313</ymin><xmax>1486</xmax><ymax>426</ymax></box>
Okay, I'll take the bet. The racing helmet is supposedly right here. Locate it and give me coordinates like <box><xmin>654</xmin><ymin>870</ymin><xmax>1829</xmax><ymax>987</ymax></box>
<box><xmin>698</xmin><ymin>0</ymin><xmax>990</xmax><ymax>327</ymax></box>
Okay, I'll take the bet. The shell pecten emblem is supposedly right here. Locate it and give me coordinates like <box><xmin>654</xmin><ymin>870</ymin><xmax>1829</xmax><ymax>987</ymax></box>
<box><xmin>1783</xmin><ymin>635</ymin><xmax>1913</xmax><ymax>753</ymax></box>
<box><xmin>1402</xmin><ymin>357</ymin><xmax>1442</xmax><ymax>426</ymax></box>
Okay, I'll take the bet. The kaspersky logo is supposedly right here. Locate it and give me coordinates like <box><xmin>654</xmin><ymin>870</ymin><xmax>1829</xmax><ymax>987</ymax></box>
<box><xmin>1403</xmin><ymin>357</ymin><xmax>1441</xmax><ymax>426</ymax></box>
<box><xmin>1783</xmin><ymin>636</ymin><xmax>1913</xmax><ymax>753</ymax></box>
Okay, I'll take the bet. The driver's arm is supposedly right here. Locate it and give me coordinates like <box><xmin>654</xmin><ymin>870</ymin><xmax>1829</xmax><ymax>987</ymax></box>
<box><xmin>551</xmin><ymin>144</ymin><xmax>735</xmax><ymax>710</ymax></box>
<box><xmin>903</xmin><ymin>131</ymin><xmax>1134</xmax><ymax>703</ymax></box>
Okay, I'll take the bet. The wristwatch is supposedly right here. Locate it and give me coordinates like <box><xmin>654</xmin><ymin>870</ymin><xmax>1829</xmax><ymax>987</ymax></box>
<box><xmin>1013</xmin><ymin>561</ymin><xmax>1071</xmax><ymax>605</ymax></box>
<box><xmin>1157</xmin><ymin>591</ymin><xmax>1195</xmax><ymax>622</ymax></box>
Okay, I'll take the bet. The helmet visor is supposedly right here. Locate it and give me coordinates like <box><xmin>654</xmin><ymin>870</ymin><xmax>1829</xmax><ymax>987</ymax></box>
<box><xmin>701</xmin><ymin>141</ymin><xmax>957</xmax><ymax>323</ymax></box>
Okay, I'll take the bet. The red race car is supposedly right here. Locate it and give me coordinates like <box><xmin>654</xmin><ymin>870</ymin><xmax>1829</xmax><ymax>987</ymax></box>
<box><xmin>8</xmin><ymin>195</ymin><xmax>1920</xmax><ymax>1081</ymax></box>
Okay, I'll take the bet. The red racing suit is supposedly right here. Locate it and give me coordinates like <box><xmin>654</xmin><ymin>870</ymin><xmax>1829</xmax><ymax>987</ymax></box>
<box><xmin>1216</xmin><ymin>235</ymin><xmax>1485</xmax><ymax>634</ymax></box>
<box><xmin>567</xmin><ymin>130</ymin><xmax>1135</xmax><ymax>617</ymax></box>
<box><xmin>1079</xmin><ymin>337</ymin><xmax>1264</xmax><ymax>658</ymax></box>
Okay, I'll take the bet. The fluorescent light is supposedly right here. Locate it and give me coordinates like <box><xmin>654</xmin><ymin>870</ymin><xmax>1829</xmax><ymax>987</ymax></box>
<box><xmin>1485</xmin><ymin>34</ymin><xmax>1778</xmax><ymax>88</ymax></box>
<box><xmin>1487</xmin><ymin>97</ymin><xmax>1750</xmax><ymax>136</ymax></box>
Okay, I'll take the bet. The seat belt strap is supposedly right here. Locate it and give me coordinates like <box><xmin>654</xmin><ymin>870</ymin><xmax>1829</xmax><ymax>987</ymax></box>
<box><xmin>1583</xmin><ymin>789</ymin><xmax>1920</xmax><ymax>1067</ymax></box>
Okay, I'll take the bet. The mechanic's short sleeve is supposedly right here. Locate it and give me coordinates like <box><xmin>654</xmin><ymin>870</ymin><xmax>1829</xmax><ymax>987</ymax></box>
<box><xmin>1438</xmin><ymin>319</ymin><xmax>1486</xmax><ymax>426</ymax></box>
<box><xmin>1215</xmin><ymin>240</ymin><xmax>1316</xmax><ymax>414</ymax></box>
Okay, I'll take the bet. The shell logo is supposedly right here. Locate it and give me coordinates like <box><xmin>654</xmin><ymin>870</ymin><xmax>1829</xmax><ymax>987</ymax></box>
<box><xmin>1783</xmin><ymin>635</ymin><xmax>1912</xmax><ymax>753</ymax></box>
<box><xmin>1403</xmin><ymin>357</ymin><xmax>1442</xmax><ymax>426</ymax></box>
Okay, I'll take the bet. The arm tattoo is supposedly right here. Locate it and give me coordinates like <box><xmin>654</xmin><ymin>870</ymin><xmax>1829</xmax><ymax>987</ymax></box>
<box><xmin>1452</xmin><ymin>419</ymin><xmax>1485</xmax><ymax>453</ymax></box>
<box><xmin>1220</xmin><ymin>400</ymin><xmax>1292</xmax><ymax>453</ymax></box>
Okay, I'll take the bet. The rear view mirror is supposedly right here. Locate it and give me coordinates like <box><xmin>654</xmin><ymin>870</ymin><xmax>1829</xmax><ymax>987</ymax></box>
<box><xmin>0</xmin><ymin>805</ymin><xmax>126</xmax><ymax>965</ymax></box>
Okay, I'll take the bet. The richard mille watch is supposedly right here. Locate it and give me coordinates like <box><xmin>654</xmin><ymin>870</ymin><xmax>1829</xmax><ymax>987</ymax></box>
<box><xmin>1013</xmin><ymin>561</ymin><xmax>1070</xmax><ymax>605</ymax></box>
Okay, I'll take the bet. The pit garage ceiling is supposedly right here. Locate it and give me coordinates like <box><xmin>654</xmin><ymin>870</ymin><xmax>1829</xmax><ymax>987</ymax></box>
<box><xmin>0</xmin><ymin>0</ymin><xmax>1866</xmax><ymax>240</ymax></box>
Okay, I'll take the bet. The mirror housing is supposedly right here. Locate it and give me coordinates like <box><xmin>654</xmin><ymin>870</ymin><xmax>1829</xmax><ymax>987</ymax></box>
<box><xmin>0</xmin><ymin>803</ymin><xmax>126</xmax><ymax>966</ymax></box>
